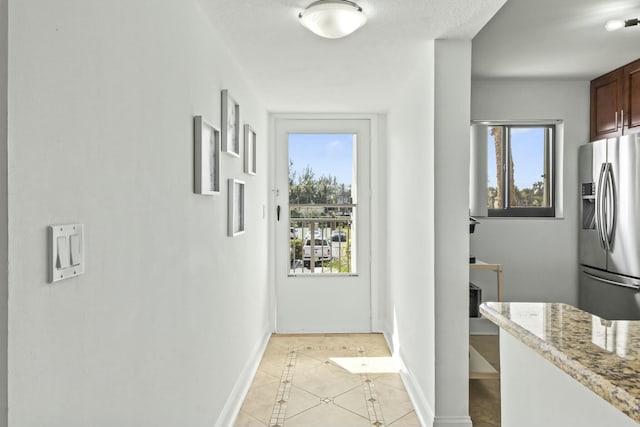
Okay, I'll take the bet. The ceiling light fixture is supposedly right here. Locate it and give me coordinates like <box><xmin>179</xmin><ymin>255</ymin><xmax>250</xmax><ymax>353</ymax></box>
<box><xmin>605</xmin><ymin>18</ymin><xmax>639</xmax><ymax>31</ymax></box>
<box><xmin>299</xmin><ymin>0</ymin><xmax>367</xmax><ymax>39</ymax></box>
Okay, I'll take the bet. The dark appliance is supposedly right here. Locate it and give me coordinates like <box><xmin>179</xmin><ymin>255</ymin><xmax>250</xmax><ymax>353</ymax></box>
<box><xmin>469</xmin><ymin>283</ymin><xmax>482</xmax><ymax>318</ymax></box>
<box><xmin>469</xmin><ymin>217</ymin><xmax>480</xmax><ymax>264</ymax></box>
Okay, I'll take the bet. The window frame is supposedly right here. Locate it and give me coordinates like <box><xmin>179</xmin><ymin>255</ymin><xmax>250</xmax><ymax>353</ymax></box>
<box><xmin>488</xmin><ymin>124</ymin><xmax>556</xmax><ymax>218</ymax></box>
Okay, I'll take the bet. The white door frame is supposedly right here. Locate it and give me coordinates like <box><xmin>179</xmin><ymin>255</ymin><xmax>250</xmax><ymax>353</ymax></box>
<box><xmin>268</xmin><ymin>113</ymin><xmax>382</xmax><ymax>333</ymax></box>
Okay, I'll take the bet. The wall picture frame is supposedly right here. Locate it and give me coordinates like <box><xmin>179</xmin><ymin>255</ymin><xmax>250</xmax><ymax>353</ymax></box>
<box><xmin>228</xmin><ymin>179</ymin><xmax>245</xmax><ymax>237</ymax></box>
<box><xmin>244</xmin><ymin>124</ymin><xmax>257</xmax><ymax>175</ymax></box>
<box><xmin>221</xmin><ymin>89</ymin><xmax>240</xmax><ymax>157</ymax></box>
<box><xmin>193</xmin><ymin>115</ymin><xmax>220</xmax><ymax>195</ymax></box>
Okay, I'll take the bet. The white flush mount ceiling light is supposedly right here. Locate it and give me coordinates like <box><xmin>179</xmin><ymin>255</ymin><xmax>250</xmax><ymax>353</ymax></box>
<box><xmin>605</xmin><ymin>18</ymin><xmax>639</xmax><ymax>31</ymax></box>
<box><xmin>299</xmin><ymin>0</ymin><xmax>367</xmax><ymax>39</ymax></box>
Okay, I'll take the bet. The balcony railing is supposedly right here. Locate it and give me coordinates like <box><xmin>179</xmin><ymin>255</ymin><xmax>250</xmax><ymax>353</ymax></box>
<box><xmin>289</xmin><ymin>205</ymin><xmax>354</xmax><ymax>275</ymax></box>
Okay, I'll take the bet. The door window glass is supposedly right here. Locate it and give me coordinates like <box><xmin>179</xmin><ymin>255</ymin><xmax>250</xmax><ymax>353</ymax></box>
<box><xmin>288</xmin><ymin>134</ymin><xmax>356</xmax><ymax>274</ymax></box>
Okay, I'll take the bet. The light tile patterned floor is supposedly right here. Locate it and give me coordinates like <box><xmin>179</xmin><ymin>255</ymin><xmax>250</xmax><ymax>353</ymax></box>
<box><xmin>234</xmin><ymin>333</ymin><xmax>420</xmax><ymax>427</ymax></box>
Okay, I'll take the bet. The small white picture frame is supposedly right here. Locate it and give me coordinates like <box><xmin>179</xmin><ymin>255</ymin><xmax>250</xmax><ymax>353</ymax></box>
<box><xmin>221</xmin><ymin>89</ymin><xmax>240</xmax><ymax>157</ymax></box>
<box><xmin>228</xmin><ymin>179</ymin><xmax>245</xmax><ymax>236</ymax></box>
<box><xmin>244</xmin><ymin>124</ymin><xmax>257</xmax><ymax>175</ymax></box>
<box><xmin>193</xmin><ymin>115</ymin><xmax>220</xmax><ymax>195</ymax></box>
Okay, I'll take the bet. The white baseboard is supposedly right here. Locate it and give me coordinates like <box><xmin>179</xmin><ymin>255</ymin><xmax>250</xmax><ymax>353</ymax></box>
<box><xmin>432</xmin><ymin>415</ymin><xmax>473</xmax><ymax>427</ymax></box>
<box><xmin>214</xmin><ymin>328</ymin><xmax>271</xmax><ymax>427</ymax></box>
<box><xmin>382</xmin><ymin>321</ymin><xmax>394</xmax><ymax>353</ymax></box>
<box><xmin>383</xmin><ymin>330</ymin><xmax>435</xmax><ymax>427</ymax></box>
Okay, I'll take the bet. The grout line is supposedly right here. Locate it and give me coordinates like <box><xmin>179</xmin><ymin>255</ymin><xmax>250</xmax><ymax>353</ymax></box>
<box><xmin>385</xmin><ymin>410</ymin><xmax>415</xmax><ymax>426</ymax></box>
<box><xmin>239</xmin><ymin>410</ymin><xmax>270</xmax><ymax>427</ymax></box>
<box><xmin>268</xmin><ymin>347</ymin><xmax>298</xmax><ymax>427</ymax></box>
<box><xmin>358</xmin><ymin>346</ymin><xmax>387</xmax><ymax>427</ymax></box>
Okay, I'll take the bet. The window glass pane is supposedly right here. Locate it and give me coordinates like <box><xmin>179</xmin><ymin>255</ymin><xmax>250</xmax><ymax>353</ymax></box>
<box><xmin>487</xmin><ymin>127</ymin><xmax>503</xmax><ymax>209</ymax></box>
<box><xmin>508</xmin><ymin>127</ymin><xmax>551</xmax><ymax>208</ymax></box>
<box><xmin>288</xmin><ymin>133</ymin><xmax>356</xmax><ymax>274</ymax></box>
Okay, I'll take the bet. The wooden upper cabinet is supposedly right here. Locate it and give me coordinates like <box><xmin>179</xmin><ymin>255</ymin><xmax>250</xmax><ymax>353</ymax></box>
<box><xmin>590</xmin><ymin>58</ymin><xmax>640</xmax><ymax>141</ymax></box>
<box><xmin>623</xmin><ymin>59</ymin><xmax>640</xmax><ymax>136</ymax></box>
<box><xmin>590</xmin><ymin>69</ymin><xmax>623</xmax><ymax>141</ymax></box>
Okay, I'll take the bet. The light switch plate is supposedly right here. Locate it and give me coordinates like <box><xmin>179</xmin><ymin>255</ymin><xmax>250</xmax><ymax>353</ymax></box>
<box><xmin>48</xmin><ymin>223</ymin><xmax>84</xmax><ymax>283</ymax></box>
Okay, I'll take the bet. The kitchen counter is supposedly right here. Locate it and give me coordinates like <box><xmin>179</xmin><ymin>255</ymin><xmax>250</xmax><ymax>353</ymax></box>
<box><xmin>480</xmin><ymin>302</ymin><xmax>640</xmax><ymax>426</ymax></box>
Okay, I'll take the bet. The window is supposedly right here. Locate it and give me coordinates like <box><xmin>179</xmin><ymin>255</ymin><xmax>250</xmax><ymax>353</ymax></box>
<box><xmin>487</xmin><ymin>124</ymin><xmax>555</xmax><ymax>217</ymax></box>
<box><xmin>288</xmin><ymin>133</ymin><xmax>356</xmax><ymax>274</ymax></box>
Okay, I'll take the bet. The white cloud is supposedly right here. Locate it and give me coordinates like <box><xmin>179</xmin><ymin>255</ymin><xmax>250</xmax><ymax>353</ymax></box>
<box><xmin>324</xmin><ymin>139</ymin><xmax>344</xmax><ymax>154</ymax></box>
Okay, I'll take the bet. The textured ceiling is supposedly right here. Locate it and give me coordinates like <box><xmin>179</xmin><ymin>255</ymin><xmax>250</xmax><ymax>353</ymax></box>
<box><xmin>473</xmin><ymin>0</ymin><xmax>640</xmax><ymax>80</ymax></box>
<box><xmin>199</xmin><ymin>0</ymin><xmax>507</xmax><ymax>111</ymax></box>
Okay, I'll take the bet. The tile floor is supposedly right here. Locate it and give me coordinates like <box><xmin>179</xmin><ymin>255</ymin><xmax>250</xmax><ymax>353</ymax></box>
<box><xmin>469</xmin><ymin>335</ymin><xmax>501</xmax><ymax>427</ymax></box>
<box><xmin>234</xmin><ymin>333</ymin><xmax>420</xmax><ymax>427</ymax></box>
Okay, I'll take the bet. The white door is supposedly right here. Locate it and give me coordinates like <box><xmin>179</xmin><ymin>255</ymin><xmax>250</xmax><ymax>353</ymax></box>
<box><xmin>273</xmin><ymin>118</ymin><xmax>371</xmax><ymax>333</ymax></box>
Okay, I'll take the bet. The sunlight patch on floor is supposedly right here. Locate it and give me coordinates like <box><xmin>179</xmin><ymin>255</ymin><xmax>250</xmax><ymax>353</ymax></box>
<box><xmin>330</xmin><ymin>356</ymin><xmax>400</xmax><ymax>374</ymax></box>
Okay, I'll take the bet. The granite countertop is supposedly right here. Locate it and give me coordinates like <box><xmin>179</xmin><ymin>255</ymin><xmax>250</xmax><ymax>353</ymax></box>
<box><xmin>480</xmin><ymin>302</ymin><xmax>640</xmax><ymax>423</ymax></box>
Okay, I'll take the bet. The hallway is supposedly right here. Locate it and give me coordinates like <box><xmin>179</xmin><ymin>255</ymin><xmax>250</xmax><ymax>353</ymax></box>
<box><xmin>234</xmin><ymin>334</ymin><xmax>420</xmax><ymax>427</ymax></box>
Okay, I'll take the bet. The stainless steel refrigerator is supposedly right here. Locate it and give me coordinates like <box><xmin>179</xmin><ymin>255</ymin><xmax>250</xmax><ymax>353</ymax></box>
<box><xmin>579</xmin><ymin>134</ymin><xmax>640</xmax><ymax>320</ymax></box>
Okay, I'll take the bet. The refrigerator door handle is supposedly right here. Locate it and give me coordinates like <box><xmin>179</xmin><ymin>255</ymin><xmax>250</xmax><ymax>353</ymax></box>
<box><xmin>602</xmin><ymin>162</ymin><xmax>611</xmax><ymax>251</ymax></box>
<box><xmin>583</xmin><ymin>271</ymin><xmax>640</xmax><ymax>290</ymax></box>
<box><xmin>605</xmin><ymin>163</ymin><xmax>616</xmax><ymax>249</ymax></box>
<box><xmin>596</xmin><ymin>162</ymin><xmax>607</xmax><ymax>249</ymax></box>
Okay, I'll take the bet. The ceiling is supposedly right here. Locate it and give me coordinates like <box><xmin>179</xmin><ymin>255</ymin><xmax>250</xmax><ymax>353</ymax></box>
<box><xmin>473</xmin><ymin>0</ymin><xmax>640</xmax><ymax>80</ymax></box>
<box><xmin>200</xmin><ymin>0</ymin><xmax>640</xmax><ymax>111</ymax></box>
<box><xmin>199</xmin><ymin>0</ymin><xmax>506</xmax><ymax>111</ymax></box>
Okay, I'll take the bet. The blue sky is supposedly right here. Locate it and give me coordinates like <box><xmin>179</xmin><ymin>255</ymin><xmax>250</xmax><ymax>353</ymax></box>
<box><xmin>487</xmin><ymin>127</ymin><xmax>546</xmax><ymax>189</ymax></box>
<box><xmin>288</xmin><ymin>134</ymin><xmax>354</xmax><ymax>186</ymax></box>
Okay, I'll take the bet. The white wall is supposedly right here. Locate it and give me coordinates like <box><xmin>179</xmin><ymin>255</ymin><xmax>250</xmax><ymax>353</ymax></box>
<box><xmin>385</xmin><ymin>40</ymin><xmax>436</xmax><ymax>423</ymax></box>
<box><xmin>385</xmin><ymin>40</ymin><xmax>475</xmax><ymax>427</ymax></box>
<box><xmin>385</xmin><ymin>40</ymin><xmax>471</xmax><ymax>427</ymax></box>
<box><xmin>470</xmin><ymin>80</ymin><xmax>589</xmax><ymax>306</ymax></box>
<box><xmin>7</xmin><ymin>1</ymin><xmax>269</xmax><ymax>425</ymax></box>
<box><xmin>0</xmin><ymin>0</ymin><xmax>6</xmax><ymax>424</ymax></box>
<box><xmin>433</xmin><ymin>40</ymin><xmax>472</xmax><ymax>427</ymax></box>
